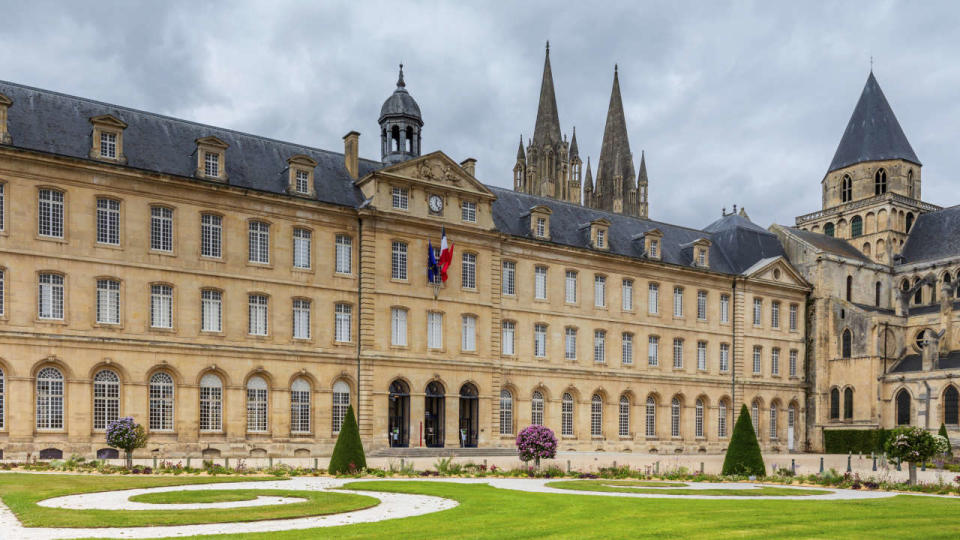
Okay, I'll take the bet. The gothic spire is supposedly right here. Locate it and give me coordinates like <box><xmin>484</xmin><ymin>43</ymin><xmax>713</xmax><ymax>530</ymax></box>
<box><xmin>517</xmin><ymin>134</ymin><xmax>526</xmax><ymax>160</ymax></box>
<box><xmin>594</xmin><ymin>65</ymin><xmax>635</xmax><ymax>210</ymax></box>
<box><xmin>570</xmin><ymin>126</ymin><xmax>579</xmax><ymax>158</ymax></box>
<box><xmin>637</xmin><ymin>150</ymin><xmax>648</xmax><ymax>185</ymax></box>
<box><xmin>583</xmin><ymin>156</ymin><xmax>593</xmax><ymax>192</ymax></box>
<box><xmin>532</xmin><ymin>40</ymin><xmax>562</xmax><ymax>146</ymax></box>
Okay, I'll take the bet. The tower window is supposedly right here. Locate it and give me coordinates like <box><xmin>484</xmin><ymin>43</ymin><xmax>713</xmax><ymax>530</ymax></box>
<box><xmin>823</xmin><ymin>222</ymin><xmax>835</xmax><ymax>237</ymax></box>
<box><xmin>851</xmin><ymin>216</ymin><xmax>863</xmax><ymax>237</ymax></box>
<box><xmin>874</xmin><ymin>168</ymin><xmax>887</xmax><ymax>195</ymax></box>
<box><xmin>905</xmin><ymin>212</ymin><xmax>914</xmax><ymax>233</ymax></box>
<box><xmin>841</xmin><ymin>175</ymin><xmax>852</xmax><ymax>203</ymax></box>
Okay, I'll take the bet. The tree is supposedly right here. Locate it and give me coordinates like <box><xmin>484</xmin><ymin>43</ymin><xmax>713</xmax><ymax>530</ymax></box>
<box><xmin>328</xmin><ymin>406</ymin><xmax>366</xmax><ymax>475</ymax></box>
<box><xmin>516</xmin><ymin>425</ymin><xmax>558</xmax><ymax>468</ymax></box>
<box><xmin>938</xmin><ymin>423</ymin><xmax>952</xmax><ymax>455</ymax></box>
<box><xmin>721</xmin><ymin>404</ymin><xmax>765</xmax><ymax>476</ymax></box>
<box><xmin>885</xmin><ymin>426</ymin><xmax>950</xmax><ymax>484</ymax></box>
<box><xmin>105</xmin><ymin>417</ymin><xmax>148</xmax><ymax>468</ymax></box>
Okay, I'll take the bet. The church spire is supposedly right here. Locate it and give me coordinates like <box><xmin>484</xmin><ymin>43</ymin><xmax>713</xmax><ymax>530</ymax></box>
<box><xmin>583</xmin><ymin>156</ymin><xmax>593</xmax><ymax>194</ymax></box>
<box><xmin>516</xmin><ymin>134</ymin><xmax>526</xmax><ymax>160</ymax></box>
<box><xmin>594</xmin><ymin>64</ymin><xmax>636</xmax><ymax>214</ymax></box>
<box><xmin>637</xmin><ymin>150</ymin><xmax>649</xmax><ymax>218</ymax></box>
<box><xmin>532</xmin><ymin>40</ymin><xmax>562</xmax><ymax>146</ymax></box>
<box><xmin>570</xmin><ymin>126</ymin><xmax>579</xmax><ymax>158</ymax></box>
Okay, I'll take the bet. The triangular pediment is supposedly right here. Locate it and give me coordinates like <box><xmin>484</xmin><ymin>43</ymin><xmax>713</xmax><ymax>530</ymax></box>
<box><xmin>743</xmin><ymin>256</ymin><xmax>809</xmax><ymax>288</ymax></box>
<box><xmin>90</xmin><ymin>114</ymin><xmax>127</xmax><ymax>129</ymax></box>
<box><xmin>362</xmin><ymin>151</ymin><xmax>495</xmax><ymax>199</ymax></box>
<box><xmin>196</xmin><ymin>136</ymin><xmax>229</xmax><ymax>149</ymax></box>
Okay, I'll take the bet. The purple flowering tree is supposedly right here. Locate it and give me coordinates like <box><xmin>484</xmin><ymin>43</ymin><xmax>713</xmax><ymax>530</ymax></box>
<box><xmin>516</xmin><ymin>425</ymin><xmax>557</xmax><ymax>468</ymax></box>
<box><xmin>106</xmin><ymin>416</ymin><xmax>148</xmax><ymax>468</ymax></box>
<box><xmin>884</xmin><ymin>426</ymin><xmax>949</xmax><ymax>485</ymax></box>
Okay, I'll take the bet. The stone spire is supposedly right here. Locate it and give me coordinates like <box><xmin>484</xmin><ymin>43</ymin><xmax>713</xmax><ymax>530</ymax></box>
<box><xmin>636</xmin><ymin>150</ymin><xmax>648</xmax><ymax>218</ymax></box>
<box><xmin>593</xmin><ymin>65</ymin><xmax>637</xmax><ymax>215</ymax></box>
<box><xmin>516</xmin><ymin>134</ymin><xmax>525</xmax><ymax>160</ymax></box>
<box><xmin>532</xmin><ymin>41</ymin><xmax>562</xmax><ymax>146</ymax></box>
<box><xmin>569</xmin><ymin>126</ymin><xmax>579</xmax><ymax>158</ymax></box>
<box><xmin>583</xmin><ymin>156</ymin><xmax>593</xmax><ymax>196</ymax></box>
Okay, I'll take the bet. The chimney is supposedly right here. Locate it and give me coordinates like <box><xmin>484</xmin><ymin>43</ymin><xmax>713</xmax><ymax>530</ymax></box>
<box><xmin>343</xmin><ymin>131</ymin><xmax>360</xmax><ymax>180</ymax></box>
<box><xmin>460</xmin><ymin>158</ymin><xmax>477</xmax><ymax>177</ymax></box>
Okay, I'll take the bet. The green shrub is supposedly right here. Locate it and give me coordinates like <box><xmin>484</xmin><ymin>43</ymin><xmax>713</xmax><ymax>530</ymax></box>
<box><xmin>328</xmin><ymin>406</ymin><xmax>366</xmax><ymax>475</ymax></box>
<box><xmin>721</xmin><ymin>404</ymin><xmax>765</xmax><ymax>476</ymax></box>
<box><xmin>823</xmin><ymin>429</ymin><xmax>890</xmax><ymax>454</ymax></box>
<box><xmin>939</xmin><ymin>423</ymin><xmax>952</xmax><ymax>454</ymax></box>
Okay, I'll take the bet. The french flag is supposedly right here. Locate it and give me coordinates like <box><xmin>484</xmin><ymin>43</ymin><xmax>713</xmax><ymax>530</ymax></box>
<box><xmin>436</xmin><ymin>227</ymin><xmax>454</xmax><ymax>283</ymax></box>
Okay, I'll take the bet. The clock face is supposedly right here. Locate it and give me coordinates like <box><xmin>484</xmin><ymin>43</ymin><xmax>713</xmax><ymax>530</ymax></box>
<box><xmin>429</xmin><ymin>195</ymin><xmax>443</xmax><ymax>213</ymax></box>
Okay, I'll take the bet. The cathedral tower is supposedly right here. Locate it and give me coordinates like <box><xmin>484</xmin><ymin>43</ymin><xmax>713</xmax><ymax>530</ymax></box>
<box><xmin>587</xmin><ymin>66</ymin><xmax>643</xmax><ymax>217</ymax></box>
<box><xmin>380</xmin><ymin>65</ymin><xmax>423</xmax><ymax>165</ymax></box>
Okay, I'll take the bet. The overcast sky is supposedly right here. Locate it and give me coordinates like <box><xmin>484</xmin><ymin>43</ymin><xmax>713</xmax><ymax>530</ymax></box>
<box><xmin>1</xmin><ymin>1</ymin><xmax>957</xmax><ymax>229</ymax></box>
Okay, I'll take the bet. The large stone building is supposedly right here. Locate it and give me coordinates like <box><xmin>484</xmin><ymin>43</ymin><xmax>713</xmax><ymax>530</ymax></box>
<box><xmin>0</xmin><ymin>63</ymin><xmax>810</xmax><ymax>460</ymax></box>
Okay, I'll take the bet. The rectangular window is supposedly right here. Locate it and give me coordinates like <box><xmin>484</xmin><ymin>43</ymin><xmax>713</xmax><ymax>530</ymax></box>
<box><xmin>38</xmin><ymin>273</ymin><xmax>65</xmax><ymax>320</ymax></box>
<box><xmin>204</xmin><ymin>151</ymin><xmax>220</xmax><ymax>177</ymax></box>
<box><xmin>248</xmin><ymin>294</ymin><xmax>268</xmax><ymax>336</ymax></box>
<box><xmin>461</xmin><ymin>253</ymin><xmax>476</xmax><ymax>289</ymax></box>
<box><xmin>534</xmin><ymin>266</ymin><xmax>547</xmax><ymax>300</ymax></box>
<box><xmin>427</xmin><ymin>312</ymin><xmax>443</xmax><ymax>349</ymax></box>
<box><xmin>648</xmin><ymin>283</ymin><xmax>659</xmax><ymax>314</ymax></box>
<box><xmin>534</xmin><ymin>323</ymin><xmax>547</xmax><ymax>357</ymax></box>
<box><xmin>648</xmin><ymin>336</ymin><xmax>659</xmax><ymax>366</ymax></box>
<box><xmin>697</xmin><ymin>290</ymin><xmax>707</xmax><ymax>320</ymax></box>
<box><xmin>292</xmin><ymin>228</ymin><xmax>311</xmax><ymax>269</ymax></box>
<box><xmin>596</xmin><ymin>229</ymin><xmax>605</xmax><ymax>248</ymax></box>
<box><xmin>772</xmin><ymin>301</ymin><xmax>781</xmax><ymax>328</ymax></box>
<box><xmin>697</xmin><ymin>341</ymin><xmax>707</xmax><ymax>370</ymax></box>
<box><xmin>100</xmin><ymin>131</ymin><xmax>117</xmax><ymax>158</ymax></box>
<box><xmin>697</xmin><ymin>248</ymin><xmax>706</xmax><ymax>266</ymax></box>
<box><xmin>720</xmin><ymin>294</ymin><xmax>730</xmax><ymax>323</ymax></box>
<box><xmin>461</xmin><ymin>200</ymin><xmax>476</xmax><ymax>222</ymax></box>
<box><xmin>673</xmin><ymin>287</ymin><xmax>683</xmax><ymax>317</ymax></box>
<box><xmin>565</xmin><ymin>271</ymin><xmax>577</xmax><ymax>303</ymax></box>
<box><xmin>753</xmin><ymin>298</ymin><xmax>762</xmax><ymax>326</ymax></box>
<box><xmin>789</xmin><ymin>349</ymin><xmax>798</xmax><ymax>377</ymax></box>
<box><xmin>720</xmin><ymin>343</ymin><xmax>730</xmax><ymax>372</ymax></box>
<box><xmin>38</xmin><ymin>189</ymin><xmax>64</xmax><ymax>238</ymax></box>
<box><xmin>295</xmin><ymin>169</ymin><xmax>310</xmax><ymax>194</ymax></box>
<box><xmin>461</xmin><ymin>315</ymin><xmax>476</xmax><ymax>351</ymax></box>
<box><xmin>622</xmin><ymin>279</ymin><xmax>633</xmax><ymax>310</ymax></box>
<box><xmin>293</xmin><ymin>299</ymin><xmax>311</xmax><ymax>339</ymax></box>
<box><xmin>335</xmin><ymin>234</ymin><xmax>352</xmax><ymax>274</ymax></box>
<box><xmin>502</xmin><ymin>261</ymin><xmax>516</xmax><ymax>295</ymax></box>
<box><xmin>150</xmin><ymin>284</ymin><xmax>173</xmax><ymax>328</ymax></box>
<box><xmin>673</xmin><ymin>338</ymin><xmax>683</xmax><ymax>368</ymax></box>
<box><xmin>772</xmin><ymin>347</ymin><xmax>781</xmax><ymax>375</ymax></box>
<box><xmin>335</xmin><ymin>304</ymin><xmax>352</xmax><ymax>342</ymax></box>
<box><xmin>96</xmin><ymin>198</ymin><xmax>120</xmax><ymax>245</ymax></box>
<box><xmin>391</xmin><ymin>241</ymin><xmax>408</xmax><ymax>280</ymax></box>
<box><xmin>594</xmin><ymin>275</ymin><xmax>606</xmax><ymax>307</ymax></box>
<box><xmin>594</xmin><ymin>330</ymin><xmax>606</xmax><ymax>363</ymax></box>
<box><xmin>150</xmin><ymin>206</ymin><xmax>173</xmax><ymax>252</ymax></box>
<box><xmin>0</xmin><ymin>269</ymin><xmax>4</xmax><ymax>317</ymax></box>
<box><xmin>753</xmin><ymin>346</ymin><xmax>762</xmax><ymax>374</ymax></box>
<box><xmin>501</xmin><ymin>321</ymin><xmax>515</xmax><ymax>355</ymax></box>
<box><xmin>789</xmin><ymin>304</ymin><xmax>798</xmax><ymax>331</ymax></box>
<box><xmin>565</xmin><ymin>327</ymin><xmax>577</xmax><ymax>360</ymax></box>
<box><xmin>0</xmin><ymin>183</ymin><xmax>4</xmax><ymax>231</ymax></box>
<box><xmin>248</xmin><ymin>221</ymin><xmax>270</xmax><ymax>263</ymax></box>
<box><xmin>535</xmin><ymin>217</ymin><xmax>546</xmax><ymax>237</ymax></box>
<box><xmin>201</xmin><ymin>290</ymin><xmax>222</xmax><ymax>332</ymax></box>
<box><xmin>96</xmin><ymin>279</ymin><xmax>120</xmax><ymax>324</ymax></box>
<box><xmin>200</xmin><ymin>214</ymin><xmax>222</xmax><ymax>258</ymax></box>
<box><xmin>391</xmin><ymin>308</ymin><xmax>407</xmax><ymax>346</ymax></box>
<box><xmin>391</xmin><ymin>186</ymin><xmax>409</xmax><ymax>209</ymax></box>
<box><xmin>649</xmin><ymin>239</ymin><xmax>659</xmax><ymax>258</ymax></box>
<box><xmin>622</xmin><ymin>333</ymin><xmax>633</xmax><ymax>365</ymax></box>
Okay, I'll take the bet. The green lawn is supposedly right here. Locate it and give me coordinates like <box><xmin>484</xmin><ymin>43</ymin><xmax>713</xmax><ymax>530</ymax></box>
<box><xmin>128</xmin><ymin>489</ymin><xmax>303</xmax><ymax>504</ymax></box>
<box><xmin>0</xmin><ymin>473</ymin><xmax>376</xmax><ymax>528</ymax></box>
<box><xmin>545</xmin><ymin>480</ymin><xmax>831</xmax><ymax>496</ymax></box>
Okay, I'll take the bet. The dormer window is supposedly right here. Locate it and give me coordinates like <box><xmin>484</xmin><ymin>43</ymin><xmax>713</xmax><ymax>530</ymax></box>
<box><xmin>697</xmin><ymin>249</ymin><xmax>706</xmax><ymax>266</ymax></box>
<box><xmin>691</xmin><ymin>238</ymin><xmax>711</xmax><ymax>268</ymax></box>
<box><xmin>195</xmin><ymin>136</ymin><xmax>228</xmax><ymax>182</ymax></box>
<box><xmin>650</xmin><ymin>240</ymin><xmax>659</xmax><ymax>258</ymax></box>
<box><xmin>597</xmin><ymin>229</ymin><xmax>606</xmax><ymax>248</ymax></box>
<box><xmin>528</xmin><ymin>205</ymin><xmax>552</xmax><ymax>239</ymax></box>
<box><xmin>287</xmin><ymin>155</ymin><xmax>317</xmax><ymax>197</ymax></box>
<box><xmin>0</xmin><ymin>92</ymin><xmax>11</xmax><ymax>144</ymax></box>
<box><xmin>295</xmin><ymin>170</ymin><xmax>309</xmax><ymax>193</ymax></box>
<box><xmin>100</xmin><ymin>132</ymin><xmax>117</xmax><ymax>158</ymax></box>
<box><xmin>645</xmin><ymin>229</ymin><xmax>663</xmax><ymax>260</ymax></box>
<box><xmin>204</xmin><ymin>152</ymin><xmax>219</xmax><ymax>177</ymax></box>
<box><xmin>536</xmin><ymin>217</ymin><xmax>546</xmax><ymax>237</ymax></box>
<box><xmin>89</xmin><ymin>115</ymin><xmax>127</xmax><ymax>163</ymax></box>
<box><xmin>589</xmin><ymin>218</ymin><xmax>611</xmax><ymax>250</ymax></box>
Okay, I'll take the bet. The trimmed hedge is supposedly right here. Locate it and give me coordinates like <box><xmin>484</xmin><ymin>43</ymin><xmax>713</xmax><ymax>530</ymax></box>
<box><xmin>823</xmin><ymin>429</ymin><xmax>890</xmax><ymax>454</ymax></box>
<box><xmin>722</xmin><ymin>404</ymin><xmax>765</xmax><ymax>476</ymax></box>
<box><xmin>328</xmin><ymin>406</ymin><xmax>366</xmax><ymax>474</ymax></box>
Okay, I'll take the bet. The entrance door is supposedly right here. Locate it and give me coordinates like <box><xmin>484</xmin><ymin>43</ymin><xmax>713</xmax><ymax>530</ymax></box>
<box><xmin>459</xmin><ymin>383</ymin><xmax>479</xmax><ymax>447</ymax></box>
<box><xmin>425</xmin><ymin>381</ymin><xmax>445</xmax><ymax>448</ymax></box>
<box><xmin>388</xmin><ymin>380</ymin><xmax>410</xmax><ymax>448</ymax></box>
<box><xmin>787</xmin><ymin>404</ymin><xmax>796</xmax><ymax>451</ymax></box>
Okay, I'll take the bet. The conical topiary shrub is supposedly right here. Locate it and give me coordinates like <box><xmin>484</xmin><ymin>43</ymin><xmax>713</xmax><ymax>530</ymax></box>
<box><xmin>939</xmin><ymin>423</ymin><xmax>952</xmax><ymax>455</ymax></box>
<box><xmin>721</xmin><ymin>404</ymin><xmax>765</xmax><ymax>476</ymax></box>
<box><xmin>328</xmin><ymin>406</ymin><xmax>366</xmax><ymax>475</ymax></box>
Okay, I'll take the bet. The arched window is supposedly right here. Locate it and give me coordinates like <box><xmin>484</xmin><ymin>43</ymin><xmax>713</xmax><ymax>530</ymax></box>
<box><xmin>718</xmin><ymin>400</ymin><xmax>728</xmax><ymax>438</ymax></box>
<box><xmin>944</xmin><ymin>386</ymin><xmax>959</xmax><ymax>425</ymax></box>
<box><xmin>646</xmin><ymin>396</ymin><xmax>656</xmax><ymax>437</ymax></box>
<box><xmin>851</xmin><ymin>216</ymin><xmax>863</xmax><ymax>237</ymax></box>
<box><xmin>405</xmin><ymin>126</ymin><xmax>414</xmax><ymax>153</ymax></box>
<box><xmin>619</xmin><ymin>395</ymin><xmax>630</xmax><ymax>437</ymax></box>
<box><xmin>93</xmin><ymin>369</ymin><xmax>120</xmax><ymax>430</ymax></box>
<box><xmin>875</xmin><ymin>282</ymin><xmax>882</xmax><ymax>307</ymax></box>
<box><xmin>824</xmin><ymin>222</ymin><xmax>835</xmax><ymax>237</ymax></box>
<box><xmin>915</xmin><ymin>329</ymin><xmax>927</xmax><ymax>350</ymax></box>
<box><xmin>841</xmin><ymin>175</ymin><xmax>852</xmax><ymax>202</ymax></box>
<box><xmin>843</xmin><ymin>387</ymin><xmax>854</xmax><ymax>420</ymax></box>
<box><xmin>246</xmin><ymin>376</ymin><xmax>268</xmax><ymax>433</ymax></box>
<box><xmin>896</xmin><ymin>389</ymin><xmax>911</xmax><ymax>425</ymax></box>
<box><xmin>149</xmin><ymin>372</ymin><xmax>174</xmax><ymax>431</ymax></box>
<box><xmin>37</xmin><ymin>367</ymin><xmax>64</xmax><ymax>430</ymax></box>
<box><xmin>906</xmin><ymin>212</ymin><xmax>915</xmax><ymax>233</ymax></box>
<box><xmin>829</xmin><ymin>388</ymin><xmax>840</xmax><ymax>419</ymax></box>
<box><xmin>290</xmin><ymin>377</ymin><xmax>311</xmax><ymax>434</ymax></box>
<box><xmin>769</xmin><ymin>403</ymin><xmax>778</xmax><ymax>440</ymax></box>
<box><xmin>199</xmin><ymin>373</ymin><xmax>222</xmax><ymax>432</ymax></box>
<box><xmin>591</xmin><ymin>394</ymin><xmax>603</xmax><ymax>437</ymax></box>
<box><xmin>751</xmin><ymin>401</ymin><xmax>760</xmax><ymax>437</ymax></box>
<box><xmin>695</xmin><ymin>399</ymin><xmax>704</xmax><ymax>438</ymax></box>
<box><xmin>531</xmin><ymin>391</ymin><xmax>544</xmax><ymax>426</ymax></box>
<box><xmin>332</xmin><ymin>381</ymin><xmax>350</xmax><ymax>433</ymax></box>
<box><xmin>499</xmin><ymin>389</ymin><xmax>514</xmax><ymax>435</ymax></box>
<box><xmin>561</xmin><ymin>393</ymin><xmax>574</xmax><ymax>436</ymax></box>
<box><xmin>391</xmin><ymin>125</ymin><xmax>400</xmax><ymax>152</ymax></box>
<box><xmin>842</xmin><ymin>329</ymin><xmax>852</xmax><ymax>358</ymax></box>
<box><xmin>908</xmin><ymin>169</ymin><xmax>914</xmax><ymax>196</ymax></box>
<box><xmin>874</xmin><ymin>168</ymin><xmax>887</xmax><ymax>195</ymax></box>
<box><xmin>846</xmin><ymin>276</ymin><xmax>853</xmax><ymax>302</ymax></box>
<box><xmin>914</xmin><ymin>279</ymin><xmax>923</xmax><ymax>304</ymax></box>
<box><xmin>671</xmin><ymin>397</ymin><xmax>681</xmax><ymax>438</ymax></box>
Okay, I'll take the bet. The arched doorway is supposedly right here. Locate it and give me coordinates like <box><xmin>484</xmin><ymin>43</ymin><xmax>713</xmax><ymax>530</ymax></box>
<box><xmin>459</xmin><ymin>383</ymin><xmax>479</xmax><ymax>447</ymax></box>
<box><xmin>425</xmin><ymin>381</ymin><xmax>445</xmax><ymax>448</ymax></box>
<box><xmin>388</xmin><ymin>380</ymin><xmax>410</xmax><ymax>448</ymax></box>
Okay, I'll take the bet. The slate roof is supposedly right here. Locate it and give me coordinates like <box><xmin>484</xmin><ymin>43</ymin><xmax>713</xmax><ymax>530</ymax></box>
<box><xmin>898</xmin><ymin>204</ymin><xmax>960</xmax><ymax>264</ymax></box>
<box><xmin>0</xmin><ymin>80</ymin><xmax>379</xmax><ymax>208</ymax></box>
<box><xmin>786</xmin><ymin>227</ymin><xmax>872</xmax><ymax>263</ymax></box>
<box><xmin>828</xmin><ymin>72</ymin><xmax>921</xmax><ymax>173</ymax></box>
<box><xmin>490</xmin><ymin>187</ymin><xmax>786</xmax><ymax>276</ymax></box>
<box><xmin>889</xmin><ymin>350</ymin><xmax>960</xmax><ymax>373</ymax></box>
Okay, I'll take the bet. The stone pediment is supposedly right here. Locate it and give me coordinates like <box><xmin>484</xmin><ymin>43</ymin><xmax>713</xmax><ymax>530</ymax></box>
<box><xmin>743</xmin><ymin>256</ymin><xmax>809</xmax><ymax>289</ymax></box>
<box><xmin>362</xmin><ymin>151</ymin><xmax>495</xmax><ymax>200</ymax></box>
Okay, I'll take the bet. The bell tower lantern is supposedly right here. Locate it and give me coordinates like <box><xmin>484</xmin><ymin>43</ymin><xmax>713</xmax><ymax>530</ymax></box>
<box><xmin>379</xmin><ymin>64</ymin><xmax>424</xmax><ymax>165</ymax></box>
